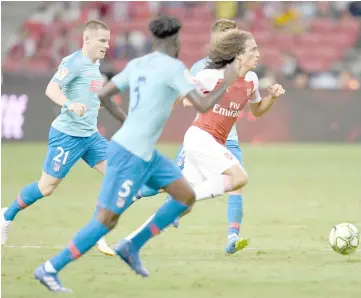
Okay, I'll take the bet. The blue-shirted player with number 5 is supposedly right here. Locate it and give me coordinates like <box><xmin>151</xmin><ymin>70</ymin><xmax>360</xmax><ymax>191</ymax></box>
<box><xmin>34</xmin><ymin>16</ymin><xmax>241</xmax><ymax>292</ymax></box>
<box><xmin>1</xmin><ymin>20</ymin><xmax>118</xmax><ymax>256</ymax></box>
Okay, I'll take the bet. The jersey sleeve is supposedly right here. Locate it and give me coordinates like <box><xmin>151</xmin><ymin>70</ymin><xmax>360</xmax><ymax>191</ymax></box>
<box><xmin>51</xmin><ymin>58</ymin><xmax>80</xmax><ymax>87</ymax></box>
<box><xmin>247</xmin><ymin>72</ymin><xmax>262</xmax><ymax>104</ymax></box>
<box><xmin>167</xmin><ymin>62</ymin><xmax>196</xmax><ymax>96</ymax></box>
<box><xmin>111</xmin><ymin>61</ymin><xmax>133</xmax><ymax>92</ymax></box>
<box><xmin>194</xmin><ymin>69</ymin><xmax>219</xmax><ymax>94</ymax></box>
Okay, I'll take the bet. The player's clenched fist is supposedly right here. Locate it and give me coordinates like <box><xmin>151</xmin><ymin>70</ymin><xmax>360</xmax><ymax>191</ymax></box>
<box><xmin>68</xmin><ymin>103</ymin><xmax>88</xmax><ymax>117</ymax></box>
<box><xmin>268</xmin><ymin>84</ymin><xmax>285</xmax><ymax>98</ymax></box>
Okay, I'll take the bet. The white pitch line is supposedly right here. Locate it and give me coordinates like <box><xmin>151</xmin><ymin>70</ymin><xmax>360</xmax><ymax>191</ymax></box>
<box><xmin>2</xmin><ymin>245</ymin><xmax>353</xmax><ymax>252</ymax></box>
<box><xmin>4</xmin><ymin>245</ymin><xmax>64</xmax><ymax>249</ymax></box>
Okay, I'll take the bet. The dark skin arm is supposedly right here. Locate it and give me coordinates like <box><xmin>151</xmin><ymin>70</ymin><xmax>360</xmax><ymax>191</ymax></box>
<box><xmin>98</xmin><ymin>59</ymin><xmax>240</xmax><ymax>119</ymax></box>
<box><xmin>97</xmin><ymin>79</ymin><xmax>228</xmax><ymax>120</ymax></box>
<box><xmin>98</xmin><ymin>82</ymin><xmax>127</xmax><ymax>123</ymax></box>
<box><xmin>184</xmin><ymin>60</ymin><xmax>240</xmax><ymax>113</ymax></box>
<box><xmin>184</xmin><ymin>85</ymin><xmax>229</xmax><ymax>113</ymax></box>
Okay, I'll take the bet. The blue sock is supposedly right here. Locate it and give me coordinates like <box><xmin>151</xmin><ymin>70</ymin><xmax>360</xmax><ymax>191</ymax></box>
<box><xmin>136</xmin><ymin>185</ymin><xmax>160</xmax><ymax>199</ymax></box>
<box><xmin>227</xmin><ymin>195</ymin><xmax>243</xmax><ymax>236</ymax></box>
<box><xmin>130</xmin><ymin>199</ymin><xmax>189</xmax><ymax>250</ymax></box>
<box><xmin>50</xmin><ymin>218</ymin><xmax>109</xmax><ymax>272</ymax></box>
<box><xmin>4</xmin><ymin>182</ymin><xmax>43</xmax><ymax>221</ymax></box>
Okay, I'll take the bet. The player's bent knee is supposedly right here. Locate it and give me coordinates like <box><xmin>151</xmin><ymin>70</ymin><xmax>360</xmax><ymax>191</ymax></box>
<box><xmin>180</xmin><ymin>183</ymin><xmax>196</xmax><ymax>206</ymax></box>
<box><xmin>39</xmin><ymin>186</ymin><xmax>56</xmax><ymax>197</ymax></box>
<box><xmin>224</xmin><ymin>164</ymin><xmax>248</xmax><ymax>190</ymax></box>
<box><xmin>235</xmin><ymin>171</ymin><xmax>248</xmax><ymax>189</ymax></box>
<box><xmin>183</xmin><ymin>189</ymin><xmax>196</xmax><ymax>206</ymax></box>
<box><xmin>238</xmin><ymin>170</ymin><xmax>249</xmax><ymax>187</ymax></box>
<box><xmin>164</xmin><ymin>178</ymin><xmax>196</xmax><ymax>206</ymax></box>
<box><xmin>174</xmin><ymin>189</ymin><xmax>195</xmax><ymax>206</ymax></box>
<box><xmin>38</xmin><ymin>173</ymin><xmax>62</xmax><ymax>197</ymax></box>
<box><xmin>97</xmin><ymin>207</ymin><xmax>119</xmax><ymax>230</ymax></box>
<box><xmin>231</xmin><ymin>168</ymin><xmax>248</xmax><ymax>190</ymax></box>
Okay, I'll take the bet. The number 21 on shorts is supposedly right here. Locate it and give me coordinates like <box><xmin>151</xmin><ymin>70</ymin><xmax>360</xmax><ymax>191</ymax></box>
<box><xmin>53</xmin><ymin>146</ymin><xmax>69</xmax><ymax>165</ymax></box>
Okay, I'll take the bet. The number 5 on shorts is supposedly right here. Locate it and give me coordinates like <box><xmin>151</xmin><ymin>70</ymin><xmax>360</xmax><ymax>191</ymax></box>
<box><xmin>118</xmin><ymin>179</ymin><xmax>134</xmax><ymax>198</ymax></box>
<box><xmin>53</xmin><ymin>146</ymin><xmax>70</xmax><ymax>165</ymax></box>
<box><xmin>116</xmin><ymin>180</ymin><xmax>134</xmax><ymax>208</ymax></box>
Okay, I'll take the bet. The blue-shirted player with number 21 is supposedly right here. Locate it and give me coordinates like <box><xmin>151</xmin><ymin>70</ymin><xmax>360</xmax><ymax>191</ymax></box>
<box><xmin>1</xmin><ymin>20</ymin><xmax>118</xmax><ymax>256</ymax></box>
<box><xmin>34</xmin><ymin>16</ymin><xmax>240</xmax><ymax>292</ymax></box>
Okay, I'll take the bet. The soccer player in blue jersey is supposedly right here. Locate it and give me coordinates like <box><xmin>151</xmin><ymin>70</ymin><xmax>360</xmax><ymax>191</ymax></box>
<box><xmin>134</xmin><ymin>19</ymin><xmax>249</xmax><ymax>255</ymax></box>
<box><xmin>1</xmin><ymin>20</ymin><xmax>117</xmax><ymax>256</ymax></box>
<box><xmin>34</xmin><ymin>16</ymin><xmax>242</xmax><ymax>292</ymax></box>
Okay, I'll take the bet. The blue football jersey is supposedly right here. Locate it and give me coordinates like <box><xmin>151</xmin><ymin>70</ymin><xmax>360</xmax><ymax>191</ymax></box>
<box><xmin>51</xmin><ymin>50</ymin><xmax>103</xmax><ymax>137</ymax></box>
<box><xmin>111</xmin><ymin>51</ymin><xmax>196</xmax><ymax>161</ymax></box>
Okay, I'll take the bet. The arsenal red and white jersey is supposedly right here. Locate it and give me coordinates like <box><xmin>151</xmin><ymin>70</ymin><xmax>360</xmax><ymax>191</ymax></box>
<box><xmin>192</xmin><ymin>69</ymin><xmax>262</xmax><ymax>145</ymax></box>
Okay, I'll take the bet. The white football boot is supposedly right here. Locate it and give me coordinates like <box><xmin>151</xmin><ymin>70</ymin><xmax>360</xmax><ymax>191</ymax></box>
<box><xmin>95</xmin><ymin>237</ymin><xmax>115</xmax><ymax>256</ymax></box>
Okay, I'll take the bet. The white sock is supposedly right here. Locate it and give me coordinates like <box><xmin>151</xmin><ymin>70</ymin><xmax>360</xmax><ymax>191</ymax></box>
<box><xmin>125</xmin><ymin>214</ymin><xmax>155</xmax><ymax>241</ymax></box>
<box><xmin>44</xmin><ymin>260</ymin><xmax>57</xmax><ymax>273</ymax></box>
<box><xmin>228</xmin><ymin>233</ymin><xmax>238</xmax><ymax>240</ymax></box>
<box><xmin>195</xmin><ymin>175</ymin><xmax>233</xmax><ymax>201</ymax></box>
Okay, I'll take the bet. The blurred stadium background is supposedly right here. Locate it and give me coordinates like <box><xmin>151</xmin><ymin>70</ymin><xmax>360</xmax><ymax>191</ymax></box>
<box><xmin>2</xmin><ymin>1</ymin><xmax>361</xmax><ymax>142</ymax></box>
<box><xmin>1</xmin><ymin>2</ymin><xmax>361</xmax><ymax>298</ymax></box>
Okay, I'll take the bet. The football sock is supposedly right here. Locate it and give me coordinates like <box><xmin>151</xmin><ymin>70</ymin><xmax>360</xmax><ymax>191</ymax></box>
<box><xmin>129</xmin><ymin>199</ymin><xmax>188</xmax><ymax>250</ymax></box>
<box><xmin>4</xmin><ymin>182</ymin><xmax>43</xmax><ymax>221</ymax></box>
<box><xmin>227</xmin><ymin>194</ymin><xmax>243</xmax><ymax>236</ymax></box>
<box><xmin>49</xmin><ymin>218</ymin><xmax>109</xmax><ymax>272</ymax></box>
<box><xmin>125</xmin><ymin>214</ymin><xmax>154</xmax><ymax>240</ymax></box>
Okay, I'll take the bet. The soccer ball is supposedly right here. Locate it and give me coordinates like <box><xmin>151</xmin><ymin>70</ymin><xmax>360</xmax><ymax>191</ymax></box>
<box><xmin>329</xmin><ymin>223</ymin><xmax>360</xmax><ymax>255</ymax></box>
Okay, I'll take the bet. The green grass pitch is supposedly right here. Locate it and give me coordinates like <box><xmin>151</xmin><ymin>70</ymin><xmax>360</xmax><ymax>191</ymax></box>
<box><xmin>1</xmin><ymin>142</ymin><xmax>361</xmax><ymax>298</ymax></box>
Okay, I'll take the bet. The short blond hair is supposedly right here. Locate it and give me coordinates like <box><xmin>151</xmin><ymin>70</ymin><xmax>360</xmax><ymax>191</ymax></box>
<box><xmin>83</xmin><ymin>20</ymin><xmax>109</xmax><ymax>32</ymax></box>
<box><xmin>211</xmin><ymin>19</ymin><xmax>237</xmax><ymax>33</ymax></box>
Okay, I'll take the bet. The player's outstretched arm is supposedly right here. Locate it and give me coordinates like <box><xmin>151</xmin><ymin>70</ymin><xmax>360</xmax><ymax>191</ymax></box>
<box><xmin>248</xmin><ymin>84</ymin><xmax>285</xmax><ymax>118</ymax></box>
<box><xmin>98</xmin><ymin>81</ymin><xmax>127</xmax><ymax>123</ymax></box>
<box><xmin>185</xmin><ymin>61</ymin><xmax>239</xmax><ymax>113</ymax></box>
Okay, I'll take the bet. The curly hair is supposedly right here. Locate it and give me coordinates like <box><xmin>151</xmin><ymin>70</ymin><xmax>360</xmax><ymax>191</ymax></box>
<box><xmin>206</xmin><ymin>29</ymin><xmax>253</xmax><ymax>69</ymax></box>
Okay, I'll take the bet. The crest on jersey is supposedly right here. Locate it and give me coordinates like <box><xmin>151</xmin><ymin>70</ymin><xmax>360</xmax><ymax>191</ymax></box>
<box><xmin>116</xmin><ymin>197</ymin><xmax>125</xmax><ymax>208</ymax></box>
<box><xmin>89</xmin><ymin>80</ymin><xmax>103</xmax><ymax>93</ymax></box>
<box><xmin>55</xmin><ymin>67</ymin><xmax>68</xmax><ymax>81</ymax></box>
<box><xmin>53</xmin><ymin>163</ymin><xmax>61</xmax><ymax>172</ymax></box>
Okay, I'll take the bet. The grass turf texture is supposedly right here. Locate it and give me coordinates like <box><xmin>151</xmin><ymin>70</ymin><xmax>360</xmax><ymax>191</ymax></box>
<box><xmin>2</xmin><ymin>143</ymin><xmax>361</xmax><ymax>298</ymax></box>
